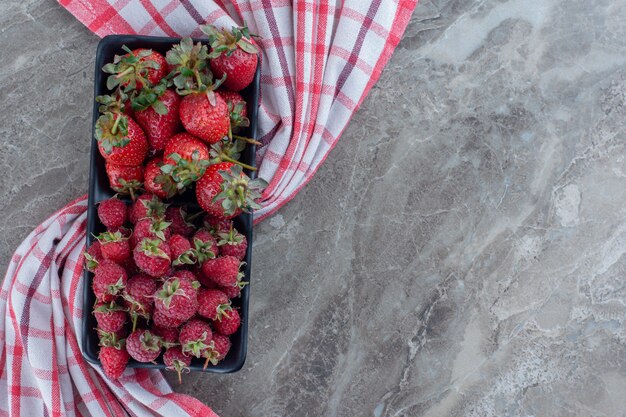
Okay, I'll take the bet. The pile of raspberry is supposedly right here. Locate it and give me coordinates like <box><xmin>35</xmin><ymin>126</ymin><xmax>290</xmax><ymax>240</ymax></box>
<box><xmin>85</xmin><ymin>193</ymin><xmax>247</xmax><ymax>381</ymax></box>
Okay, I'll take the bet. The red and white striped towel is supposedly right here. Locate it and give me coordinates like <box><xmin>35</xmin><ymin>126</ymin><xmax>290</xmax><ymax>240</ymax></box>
<box><xmin>1</xmin><ymin>196</ymin><xmax>218</xmax><ymax>416</ymax></box>
<box><xmin>1</xmin><ymin>1</ymin><xmax>417</xmax><ymax>415</ymax></box>
<box><xmin>60</xmin><ymin>0</ymin><xmax>417</xmax><ymax>221</ymax></box>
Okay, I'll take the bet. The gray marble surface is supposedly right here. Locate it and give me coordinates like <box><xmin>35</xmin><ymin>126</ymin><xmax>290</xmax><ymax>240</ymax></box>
<box><xmin>1</xmin><ymin>0</ymin><xmax>625</xmax><ymax>416</ymax></box>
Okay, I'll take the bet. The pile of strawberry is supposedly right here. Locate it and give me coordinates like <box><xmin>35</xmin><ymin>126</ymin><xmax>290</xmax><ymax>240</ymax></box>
<box><xmin>96</xmin><ymin>24</ymin><xmax>266</xmax><ymax>218</ymax></box>
<box><xmin>85</xmin><ymin>194</ymin><xmax>249</xmax><ymax>381</ymax></box>
<box><xmin>85</xmin><ymin>25</ymin><xmax>267</xmax><ymax>381</ymax></box>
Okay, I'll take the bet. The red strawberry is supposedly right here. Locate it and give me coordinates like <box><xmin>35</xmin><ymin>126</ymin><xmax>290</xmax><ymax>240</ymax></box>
<box><xmin>93</xmin><ymin>259</ymin><xmax>127</xmax><ymax>303</ymax></box>
<box><xmin>220</xmin><ymin>280</ymin><xmax>247</xmax><ymax>299</ymax></box>
<box><xmin>222</xmin><ymin>90</ymin><xmax>249</xmax><ymax>135</ymax></box>
<box><xmin>97</xmin><ymin>197</ymin><xmax>128</xmax><ymax>229</ymax></box>
<box><xmin>192</xmin><ymin>229</ymin><xmax>218</xmax><ymax>263</ymax></box>
<box><xmin>105</xmin><ymin>163</ymin><xmax>143</xmax><ymax>198</ymax></box>
<box><xmin>197</xmin><ymin>289</ymin><xmax>232</xmax><ymax>321</ymax></box>
<box><xmin>161</xmin><ymin>133</ymin><xmax>210</xmax><ymax>190</ymax></box>
<box><xmin>203</xmin><ymin>216</ymin><xmax>232</xmax><ymax>236</ymax></box>
<box><xmin>171</xmin><ymin>269</ymin><xmax>199</xmax><ymax>283</ymax></box>
<box><xmin>204</xmin><ymin>333</ymin><xmax>231</xmax><ymax>368</ymax></box>
<box><xmin>84</xmin><ymin>241</ymin><xmax>103</xmax><ymax>272</ymax></box>
<box><xmin>179</xmin><ymin>319</ymin><xmax>213</xmax><ymax>358</ymax></box>
<box><xmin>129</xmin><ymin>193</ymin><xmax>167</xmax><ymax>224</ymax></box>
<box><xmin>134</xmin><ymin>88</ymin><xmax>182</xmax><ymax>151</ymax></box>
<box><xmin>94</xmin><ymin>302</ymin><xmax>127</xmax><ymax>333</ymax></box>
<box><xmin>165</xmin><ymin>206</ymin><xmax>196</xmax><ymax>237</ymax></box>
<box><xmin>179</xmin><ymin>92</ymin><xmax>230</xmax><ymax>144</ymax></box>
<box><xmin>96</xmin><ymin>114</ymin><xmax>148</xmax><ymax>166</ymax></box>
<box><xmin>169</xmin><ymin>234</ymin><xmax>195</xmax><ymax>266</ymax></box>
<box><xmin>152</xmin><ymin>308</ymin><xmax>185</xmax><ymax>329</ymax></box>
<box><xmin>154</xmin><ymin>277</ymin><xmax>199</xmax><ymax>321</ymax></box>
<box><xmin>133</xmin><ymin>217</ymin><xmax>171</xmax><ymax>245</ymax></box>
<box><xmin>126</xmin><ymin>329</ymin><xmax>162</xmax><ymax>362</ymax></box>
<box><xmin>102</xmin><ymin>47</ymin><xmax>168</xmax><ymax>91</ymax></box>
<box><xmin>217</xmin><ymin>227</ymin><xmax>247</xmax><ymax>260</ymax></box>
<box><xmin>202</xmin><ymin>25</ymin><xmax>259</xmax><ymax>92</ymax></box>
<box><xmin>214</xmin><ymin>309</ymin><xmax>241</xmax><ymax>335</ymax></box>
<box><xmin>133</xmin><ymin>238</ymin><xmax>172</xmax><ymax>277</ymax></box>
<box><xmin>98</xmin><ymin>332</ymin><xmax>129</xmax><ymax>379</ymax></box>
<box><xmin>144</xmin><ymin>157</ymin><xmax>177</xmax><ymax>200</ymax></box>
<box><xmin>120</xmin><ymin>254</ymin><xmax>138</xmax><ymax>275</ymax></box>
<box><xmin>196</xmin><ymin>163</ymin><xmax>266</xmax><ymax>219</ymax></box>
<box><xmin>123</xmin><ymin>274</ymin><xmax>157</xmax><ymax>331</ymax></box>
<box><xmin>164</xmin><ymin>346</ymin><xmax>192</xmax><ymax>384</ymax></box>
<box><xmin>152</xmin><ymin>326</ymin><xmax>179</xmax><ymax>348</ymax></box>
<box><xmin>96</xmin><ymin>231</ymin><xmax>131</xmax><ymax>263</ymax></box>
<box><xmin>201</xmin><ymin>256</ymin><xmax>241</xmax><ymax>287</ymax></box>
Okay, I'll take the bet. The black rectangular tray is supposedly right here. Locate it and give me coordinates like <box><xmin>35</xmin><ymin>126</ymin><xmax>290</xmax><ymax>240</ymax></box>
<box><xmin>81</xmin><ymin>35</ymin><xmax>260</xmax><ymax>374</ymax></box>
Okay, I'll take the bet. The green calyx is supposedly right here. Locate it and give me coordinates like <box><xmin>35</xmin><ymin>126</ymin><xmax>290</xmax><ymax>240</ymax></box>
<box><xmin>182</xmin><ymin>332</ymin><xmax>212</xmax><ymax>358</ymax></box>
<box><xmin>131</xmin><ymin>79</ymin><xmax>169</xmax><ymax>114</ymax></box>
<box><xmin>139</xmin><ymin>238</ymin><xmax>170</xmax><ymax>260</ymax></box>
<box><xmin>96</xmin><ymin>90</ymin><xmax>129</xmax><ymax>115</ymax></box>
<box><xmin>140</xmin><ymin>330</ymin><xmax>161</xmax><ymax>352</ymax></box>
<box><xmin>166</xmin><ymin>38</ymin><xmax>224</xmax><ymax>97</ymax></box>
<box><xmin>214</xmin><ymin>302</ymin><xmax>233</xmax><ymax>321</ymax></box>
<box><xmin>209</xmin><ymin>139</ymin><xmax>245</xmax><ymax>166</ymax></box>
<box><xmin>161</xmin><ymin>151</ymin><xmax>209</xmax><ymax>191</ymax></box>
<box><xmin>173</xmin><ymin>249</ymin><xmax>196</xmax><ymax>266</ymax></box>
<box><xmin>212</xmin><ymin>165</ymin><xmax>268</xmax><ymax>216</ymax></box>
<box><xmin>106</xmin><ymin>276</ymin><xmax>126</xmax><ymax>298</ymax></box>
<box><xmin>94</xmin><ymin>300</ymin><xmax>125</xmax><ymax>314</ymax></box>
<box><xmin>200</xmin><ymin>24</ymin><xmax>259</xmax><ymax>58</ymax></box>
<box><xmin>192</xmin><ymin>237</ymin><xmax>216</xmax><ymax>263</ymax></box>
<box><xmin>112</xmin><ymin>178</ymin><xmax>142</xmax><ymax>200</ymax></box>
<box><xmin>98</xmin><ymin>329</ymin><xmax>125</xmax><ymax>349</ymax></box>
<box><xmin>228</xmin><ymin>100</ymin><xmax>250</xmax><ymax>133</ymax></box>
<box><xmin>217</xmin><ymin>225</ymin><xmax>244</xmax><ymax>246</ymax></box>
<box><xmin>95</xmin><ymin>230</ymin><xmax>127</xmax><ymax>244</ymax></box>
<box><xmin>157</xmin><ymin>278</ymin><xmax>186</xmax><ymax>308</ymax></box>
<box><xmin>95</xmin><ymin>113</ymin><xmax>131</xmax><ymax>154</ymax></box>
<box><xmin>148</xmin><ymin>219</ymin><xmax>171</xmax><ymax>241</ymax></box>
<box><xmin>103</xmin><ymin>45</ymin><xmax>160</xmax><ymax>91</ymax></box>
<box><xmin>140</xmin><ymin>195</ymin><xmax>168</xmax><ymax>219</ymax></box>
<box><xmin>84</xmin><ymin>252</ymin><xmax>99</xmax><ymax>271</ymax></box>
<box><xmin>202</xmin><ymin>346</ymin><xmax>221</xmax><ymax>369</ymax></box>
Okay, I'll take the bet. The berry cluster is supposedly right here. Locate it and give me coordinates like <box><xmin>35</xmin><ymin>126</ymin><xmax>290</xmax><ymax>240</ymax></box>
<box><xmin>95</xmin><ymin>25</ymin><xmax>266</xmax><ymax>220</ymax></box>
<box><xmin>87</xmin><ymin>195</ymin><xmax>248</xmax><ymax>381</ymax></box>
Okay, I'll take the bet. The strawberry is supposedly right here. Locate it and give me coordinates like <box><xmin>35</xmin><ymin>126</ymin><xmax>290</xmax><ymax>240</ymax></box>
<box><xmin>129</xmin><ymin>193</ymin><xmax>167</xmax><ymax>224</ymax></box>
<box><xmin>94</xmin><ymin>301</ymin><xmax>127</xmax><ymax>333</ymax></box>
<box><xmin>201</xmin><ymin>25</ymin><xmax>259</xmax><ymax>92</ymax></box>
<box><xmin>204</xmin><ymin>333</ymin><xmax>231</xmax><ymax>368</ymax></box>
<box><xmin>201</xmin><ymin>256</ymin><xmax>241</xmax><ymax>287</ymax></box>
<box><xmin>220</xmin><ymin>274</ymin><xmax>248</xmax><ymax>298</ymax></box>
<box><xmin>123</xmin><ymin>274</ymin><xmax>157</xmax><ymax>331</ymax></box>
<box><xmin>170</xmin><ymin>269</ymin><xmax>198</xmax><ymax>283</ymax></box>
<box><xmin>133</xmin><ymin>238</ymin><xmax>172</xmax><ymax>277</ymax></box>
<box><xmin>105</xmin><ymin>163</ymin><xmax>143</xmax><ymax>198</ymax></box>
<box><xmin>214</xmin><ymin>309</ymin><xmax>241</xmax><ymax>335</ymax></box>
<box><xmin>96</xmin><ymin>113</ymin><xmax>148</xmax><ymax>166</ymax></box>
<box><xmin>152</xmin><ymin>326</ymin><xmax>179</xmax><ymax>348</ymax></box>
<box><xmin>165</xmin><ymin>206</ymin><xmax>196</xmax><ymax>237</ymax></box>
<box><xmin>192</xmin><ymin>229</ymin><xmax>218</xmax><ymax>263</ymax></box>
<box><xmin>164</xmin><ymin>346</ymin><xmax>192</xmax><ymax>384</ymax></box>
<box><xmin>203</xmin><ymin>216</ymin><xmax>232</xmax><ymax>236</ymax></box>
<box><xmin>169</xmin><ymin>234</ymin><xmax>195</xmax><ymax>266</ymax></box>
<box><xmin>217</xmin><ymin>227</ymin><xmax>247</xmax><ymax>260</ymax></box>
<box><xmin>98</xmin><ymin>332</ymin><xmax>129</xmax><ymax>379</ymax></box>
<box><xmin>84</xmin><ymin>241</ymin><xmax>103</xmax><ymax>272</ymax></box>
<box><xmin>126</xmin><ymin>329</ymin><xmax>162</xmax><ymax>362</ymax></box>
<box><xmin>103</xmin><ymin>47</ymin><xmax>167</xmax><ymax>91</ymax></box>
<box><xmin>133</xmin><ymin>217</ymin><xmax>171</xmax><ymax>245</ymax></box>
<box><xmin>144</xmin><ymin>157</ymin><xmax>177</xmax><ymax>200</ymax></box>
<box><xmin>120</xmin><ymin>254</ymin><xmax>138</xmax><ymax>275</ymax></box>
<box><xmin>197</xmin><ymin>289</ymin><xmax>232</xmax><ymax>321</ymax></box>
<box><xmin>133</xmin><ymin>86</ymin><xmax>182</xmax><ymax>151</ymax></box>
<box><xmin>161</xmin><ymin>133</ymin><xmax>210</xmax><ymax>190</ymax></box>
<box><xmin>179</xmin><ymin>319</ymin><xmax>213</xmax><ymax>358</ymax></box>
<box><xmin>196</xmin><ymin>163</ymin><xmax>266</xmax><ymax>219</ymax></box>
<box><xmin>93</xmin><ymin>259</ymin><xmax>127</xmax><ymax>303</ymax></box>
<box><xmin>179</xmin><ymin>92</ymin><xmax>230</xmax><ymax>144</ymax></box>
<box><xmin>154</xmin><ymin>277</ymin><xmax>199</xmax><ymax>321</ymax></box>
<box><xmin>220</xmin><ymin>90</ymin><xmax>247</xmax><ymax>119</ymax></box>
<box><xmin>152</xmin><ymin>308</ymin><xmax>185</xmax><ymax>329</ymax></box>
<box><xmin>96</xmin><ymin>231</ymin><xmax>131</xmax><ymax>263</ymax></box>
<box><xmin>97</xmin><ymin>197</ymin><xmax>128</xmax><ymax>229</ymax></box>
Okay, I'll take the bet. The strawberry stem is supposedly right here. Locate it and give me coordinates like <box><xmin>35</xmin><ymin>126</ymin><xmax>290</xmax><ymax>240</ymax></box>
<box><xmin>111</xmin><ymin>113</ymin><xmax>121</xmax><ymax>135</ymax></box>
<box><xmin>222</xmin><ymin>155</ymin><xmax>257</xmax><ymax>171</ymax></box>
<box><xmin>232</xmin><ymin>135</ymin><xmax>261</xmax><ymax>146</ymax></box>
<box><xmin>203</xmin><ymin>356</ymin><xmax>210</xmax><ymax>370</ymax></box>
<box><xmin>115</xmin><ymin>66</ymin><xmax>135</xmax><ymax>79</ymax></box>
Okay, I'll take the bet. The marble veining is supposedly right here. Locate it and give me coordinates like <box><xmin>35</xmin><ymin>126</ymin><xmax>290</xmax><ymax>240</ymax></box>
<box><xmin>1</xmin><ymin>0</ymin><xmax>625</xmax><ymax>416</ymax></box>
